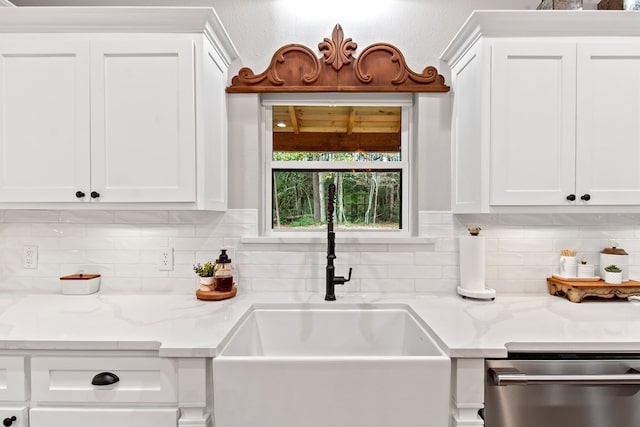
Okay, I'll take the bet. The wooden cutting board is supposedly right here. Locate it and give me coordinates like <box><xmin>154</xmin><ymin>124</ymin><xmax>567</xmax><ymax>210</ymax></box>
<box><xmin>547</xmin><ymin>276</ymin><xmax>640</xmax><ymax>303</ymax></box>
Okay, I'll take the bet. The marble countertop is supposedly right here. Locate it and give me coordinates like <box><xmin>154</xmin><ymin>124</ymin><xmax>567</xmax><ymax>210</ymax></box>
<box><xmin>0</xmin><ymin>291</ymin><xmax>639</xmax><ymax>358</ymax></box>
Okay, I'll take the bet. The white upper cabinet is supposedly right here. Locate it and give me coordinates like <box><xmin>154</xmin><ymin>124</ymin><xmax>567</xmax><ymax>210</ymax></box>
<box><xmin>90</xmin><ymin>40</ymin><xmax>195</xmax><ymax>203</ymax></box>
<box><xmin>0</xmin><ymin>7</ymin><xmax>238</xmax><ymax>209</ymax></box>
<box><xmin>442</xmin><ymin>11</ymin><xmax>640</xmax><ymax>212</ymax></box>
<box><xmin>490</xmin><ymin>41</ymin><xmax>577</xmax><ymax>206</ymax></box>
<box><xmin>0</xmin><ymin>40</ymin><xmax>90</xmax><ymax>202</ymax></box>
<box><xmin>576</xmin><ymin>42</ymin><xmax>640</xmax><ymax>205</ymax></box>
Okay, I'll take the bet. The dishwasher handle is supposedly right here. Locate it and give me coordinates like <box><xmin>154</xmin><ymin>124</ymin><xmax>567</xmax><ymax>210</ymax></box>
<box><xmin>489</xmin><ymin>367</ymin><xmax>640</xmax><ymax>386</ymax></box>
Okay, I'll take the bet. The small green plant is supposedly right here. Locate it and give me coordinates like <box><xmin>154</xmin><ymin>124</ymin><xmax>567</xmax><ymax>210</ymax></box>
<box><xmin>604</xmin><ymin>264</ymin><xmax>622</xmax><ymax>273</ymax></box>
<box><xmin>193</xmin><ymin>261</ymin><xmax>215</xmax><ymax>277</ymax></box>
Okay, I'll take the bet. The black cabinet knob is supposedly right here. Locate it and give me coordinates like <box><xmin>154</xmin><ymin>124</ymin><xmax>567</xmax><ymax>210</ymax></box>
<box><xmin>75</xmin><ymin>191</ymin><xmax>85</xmax><ymax>199</ymax></box>
<box><xmin>3</xmin><ymin>416</ymin><xmax>16</xmax><ymax>426</ymax></box>
<box><xmin>581</xmin><ymin>194</ymin><xmax>591</xmax><ymax>201</ymax></box>
<box><xmin>90</xmin><ymin>191</ymin><xmax>100</xmax><ymax>199</ymax></box>
<box><xmin>566</xmin><ymin>194</ymin><xmax>576</xmax><ymax>201</ymax></box>
<box><xmin>91</xmin><ymin>371</ymin><xmax>120</xmax><ymax>386</ymax></box>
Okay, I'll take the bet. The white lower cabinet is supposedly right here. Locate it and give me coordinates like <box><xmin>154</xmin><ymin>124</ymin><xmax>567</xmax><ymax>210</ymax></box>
<box><xmin>0</xmin><ymin>407</ymin><xmax>28</xmax><ymax>427</ymax></box>
<box><xmin>24</xmin><ymin>354</ymin><xmax>210</xmax><ymax>427</ymax></box>
<box><xmin>30</xmin><ymin>408</ymin><xmax>178</xmax><ymax>427</ymax></box>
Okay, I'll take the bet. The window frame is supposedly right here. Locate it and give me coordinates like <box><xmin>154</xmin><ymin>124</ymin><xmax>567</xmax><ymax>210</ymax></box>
<box><xmin>261</xmin><ymin>93</ymin><xmax>414</xmax><ymax>238</ymax></box>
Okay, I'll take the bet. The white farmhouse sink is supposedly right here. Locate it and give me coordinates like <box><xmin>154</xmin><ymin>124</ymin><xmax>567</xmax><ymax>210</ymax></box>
<box><xmin>213</xmin><ymin>305</ymin><xmax>450</xmax><ymax>427</ymax></box>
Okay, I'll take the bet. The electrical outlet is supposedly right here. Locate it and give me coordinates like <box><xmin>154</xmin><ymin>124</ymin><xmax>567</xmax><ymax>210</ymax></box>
<box><xmin>23</xmin><ymin>245</ymin><xmax>38</xmax><ymax>269</ymax></box>
<box><xmin>159</xmin><ymin>248</ymin><xmax>173</xmax><ymax>271</ymax></box>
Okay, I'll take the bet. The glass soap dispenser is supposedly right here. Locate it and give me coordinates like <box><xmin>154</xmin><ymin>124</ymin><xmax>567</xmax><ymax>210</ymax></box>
<box><xmin>214</xmin><ymin>249</ymin><xmax>234</xmax><ymax>292</ymax></box>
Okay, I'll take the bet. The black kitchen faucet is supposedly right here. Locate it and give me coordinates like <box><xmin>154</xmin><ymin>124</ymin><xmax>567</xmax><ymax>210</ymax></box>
<box><xmin>325</xmin><ymin>183</ymin><xmax>352</xmax><ymax>301</ymax></box>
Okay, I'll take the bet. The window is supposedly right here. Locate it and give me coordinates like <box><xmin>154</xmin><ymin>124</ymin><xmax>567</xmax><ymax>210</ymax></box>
<box><xmin>262</xmin><ymin>94</ymin><xmax>412</xmax><ymax>236</ymax></box>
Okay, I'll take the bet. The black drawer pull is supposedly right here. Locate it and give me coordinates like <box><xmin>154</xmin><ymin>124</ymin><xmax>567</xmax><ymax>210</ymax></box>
<box><xmin>91</xmin><ymin>371</ymin><xmax>120</xmax><ymax>386</ymax></box>
<box><xmin>3</xmin><ymin>416</ymin><xmax>16</xmax><ymax>426</ymax></box>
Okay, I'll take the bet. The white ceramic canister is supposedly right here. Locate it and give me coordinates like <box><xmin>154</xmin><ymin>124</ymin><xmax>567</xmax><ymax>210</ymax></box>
<box><xmin>600</xmin><ymin>243</ymin><xmax>629</xmax><ymax>282</ymax></box>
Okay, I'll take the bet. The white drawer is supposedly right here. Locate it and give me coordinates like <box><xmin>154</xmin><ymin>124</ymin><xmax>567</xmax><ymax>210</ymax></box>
<box><xmin>30</xmin><ymin>407</ymin><xmax>178</xmax><ymax>427</ymax></box>
<box><xmin>0</xmin><ymin>357</ymin><xmax>26</xmax><ymax>402</ymax></box>
<box><xmin>31</xmin><ymin>356</ymin><xmax>177</xmax><ymax>404</ymax></box>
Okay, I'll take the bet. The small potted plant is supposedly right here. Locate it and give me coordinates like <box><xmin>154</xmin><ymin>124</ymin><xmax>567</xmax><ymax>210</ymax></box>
<box><xmin>193</xmin><ymin>261</ymin><xmax>216</xmax><ymax>290</ymax></box>
<box><xmin>604</xmin><ymin>264</ymin><xmax>623</xmax><ymax>285</ymax></box>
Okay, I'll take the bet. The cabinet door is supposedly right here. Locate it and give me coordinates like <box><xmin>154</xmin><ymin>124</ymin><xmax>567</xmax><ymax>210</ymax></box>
<box><xmin>0</xmin><ymin>40</ymin><xmax>90</xmax><ymax>202</ymax></box>
<box><xmin>577</xmin><ymin>42</ymin><xmax>640</xmax><ymax>205</ymax></box>
<box><xmin>490</xmin><ymin>41</ymin><xmax>577</xmax><ymax>205</ymax></box>
<box><xmin>90</xmin><ymin>40</ymin><xmax>196</xmax><ymax>203</ymax></box>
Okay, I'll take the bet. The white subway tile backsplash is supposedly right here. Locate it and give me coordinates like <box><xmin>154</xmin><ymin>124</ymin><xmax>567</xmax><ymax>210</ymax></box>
<box><xmin>360</xmin><ymin>252</ymin><xmax>415</xmax><ymax>265</ymax></box>
<box><xmin>414</xmin><ymin>252</ymin><xmax>457</xmax><ymax>266</ymax></box>
<box><xmin>141</xmin><ymin>278</ymin><xmax>196</xmax><ymax>293</ymax></box>
<box><xmin>171</xmin><ymin>237</ymin><xmax>225</xmax><ymax>251</ymax></box>
<box><xmin>277</xmin><ymin>264</ymin><xmax>323</xmax><ymax>279</ymax></box>
<box><xmin>60</xmin><ymin>237</ymin><xmax>116</xmax><ymax>250</ymax></box>
<box><xmin>139</xmin><ymin>225</ymin><xmax>195</xmax><ymax>237</ymax></box>
<box><xmin>361</xmin><ymin>278</ymin><xmax>414</xmax><ymax>292</ymax></box>
<box><xmin>5</xmin><ymin>237</ymin><xmax>59</xmax><ymax>249</ymax></box>
<box><xmin>31</xmin><ymin>223</ymin><xmax>87</xmax><ymax>237</ymax></box>
<box><xmin>250</xmin><ymin>251</ymin><xmax>307</xmax><ymax>265</ymax></box>
<box><xmin>353</xmin><ymin>264</ymin><xmax>388</xmax><ymax>279</ymax></box>
<box><xmin>84</xmin><ymin>250</ymin><xmax>140</xmax><ymax>264</ymax></box>
<box><xmin>86</xmin><ymin>224</ymin><xmax>141</xmax><ymax>237</ymax></box>
<box><xmin>101</xmin><ymin>277</ymin><xmax>143</xmax><ymax>293</ymax></box>
<box><xmin>252</xmin><ymin>278</ymin><xmax>304</xmax><ymax>292</ymax></box>
<box><xmin>114</xmin><ymin>210</ymin><xmax>169</xmax><ymax>224</ymax></box>
<box><xmin>415</xmin><ymin>278</ymin><xmax>458</xmax><ymax>293</ymax></box>
<box><xmin>60</xmin><ymin>210</ymin><xmax>114</xmax><ymax>224</ymax></box>
<box><xmin>169</xmin><ymin>210</ymin><xmax>224</xmax><ymax>225</ymax></box>
<box><xmin>114</xmin><ymin>237</ymin><xmax>170</xmax><ymax>251</ymax></box>
<box><xmin>0</xmin><ymin>224</ymin><xmax>32</xmax><ymax>237</ymax></box>
<box><xmin>499</xmin><ymin>239</ymin><xmax>552</xmax><ymax>253</ymax></box>
<box><xmin>40</xmin><ymin>250</ymin><xmax>86</xmax><ymax>264</ymax></box>
<box><xmin>1</xmin><ymin>210</ymin><xmax>640</xmax><ymax>295</ymax></box>
<box><xmin>387</xmin><ymin>265</ymin><xmax>442</xmax><ymax>279</ymax></box>
<box><xmin>5</xmin><ymin>210</ymin><xmax>59</xmax><ymax>223</ymax></box>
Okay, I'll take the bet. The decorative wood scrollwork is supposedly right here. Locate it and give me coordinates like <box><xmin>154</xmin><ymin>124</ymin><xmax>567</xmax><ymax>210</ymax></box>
<box><xmin>227</xmin><ymin>24</ymin><xmax>448</xmax><ymax>93</ymax></box>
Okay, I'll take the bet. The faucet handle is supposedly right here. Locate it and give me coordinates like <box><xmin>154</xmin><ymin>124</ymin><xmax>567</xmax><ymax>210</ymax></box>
<box><xmin>334</xmin><ymin>267</ymin><xmax>352</xmax><ymax>285</ymax></box>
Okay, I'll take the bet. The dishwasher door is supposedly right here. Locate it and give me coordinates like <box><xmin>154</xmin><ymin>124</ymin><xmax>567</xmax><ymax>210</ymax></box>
<box><xmin>484</xmin><ymin>357</ymin><xmax>640</xmax><ymax>427</ymax></box>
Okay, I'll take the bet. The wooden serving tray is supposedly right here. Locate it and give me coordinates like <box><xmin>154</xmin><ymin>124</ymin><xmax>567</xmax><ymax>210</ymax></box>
<box><xmin>547</xmin><ymin>276</ymin><xmax>640</xmax><ymax>303</ymax></box>
<box><xmin>195</xmin><ymin>286</ymin><xmax>237</xmax><ymax>301</ymax></box>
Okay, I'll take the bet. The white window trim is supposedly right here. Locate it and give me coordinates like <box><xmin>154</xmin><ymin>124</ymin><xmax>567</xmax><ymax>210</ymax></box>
<box><xmin>260</xmin><ymin>93</ymin><xmax>414</xmax><ymax>238</ymax></box>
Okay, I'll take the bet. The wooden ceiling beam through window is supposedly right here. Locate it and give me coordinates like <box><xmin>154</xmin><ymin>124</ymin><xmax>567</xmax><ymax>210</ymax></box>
<box><xmin>347</xmin><ymin>107</ymin><xmax>356</xmax><ymax>135</ymax></box>
<box><xmin>227</xmin><ymin>24</ymin><xmax>449</xmax><ymax>93</ymax></box>
<box><xmin>287</xmin><ymin>106</ymin><xmax>299</xmax><ymax>134</ymax></box>
<box><xmin>273</xmin><ymin>132</ymin><xmax>400</xmax><ymax>153</ymax></box>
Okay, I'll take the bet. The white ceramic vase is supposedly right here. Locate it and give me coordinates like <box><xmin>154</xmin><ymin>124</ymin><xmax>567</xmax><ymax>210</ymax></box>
<box><xmin>604</xmin><ymin>271</ymin><xmax>622</xmax><ymax>285</ymax></box>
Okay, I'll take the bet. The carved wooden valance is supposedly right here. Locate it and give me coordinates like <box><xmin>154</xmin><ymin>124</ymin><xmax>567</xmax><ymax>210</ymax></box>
<box><xmin>227</xmin><ymin>25</ymin><xmax>449</xmax><ymax>93</ymax></box>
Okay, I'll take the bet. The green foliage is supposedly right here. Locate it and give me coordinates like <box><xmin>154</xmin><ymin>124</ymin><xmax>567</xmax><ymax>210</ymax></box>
<box><xmin>272</xmin><ymin>168</ymin><xmax>401</xmax><ymax>230</ymax></box>
<box><xmin>288</xmin><ymin>216</ymin><xmax>318</xmax><ymax>227</ymax></box>
<box><xmin>604</xmin><ymin>264</ymin><xmax>622</xmax><ymax>273</ymax></box>
<box><xmin>193</xmin><ymin>261</ymin><xmax>215</xmax><ymax>277</ymax></box>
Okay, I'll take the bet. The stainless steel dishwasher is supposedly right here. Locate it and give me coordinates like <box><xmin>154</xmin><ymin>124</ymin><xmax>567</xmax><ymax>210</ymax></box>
<box><xmin>484</xmin><ymin>353</ymin><xmax>640</xmax><ymax>427</ymax></box>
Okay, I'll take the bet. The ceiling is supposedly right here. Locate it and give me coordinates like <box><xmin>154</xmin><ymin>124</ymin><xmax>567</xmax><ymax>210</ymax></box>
<box><xmin>272</xmin><ymin>106</ymin><xmax>401</xmax><ymax>153</ymax></box>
